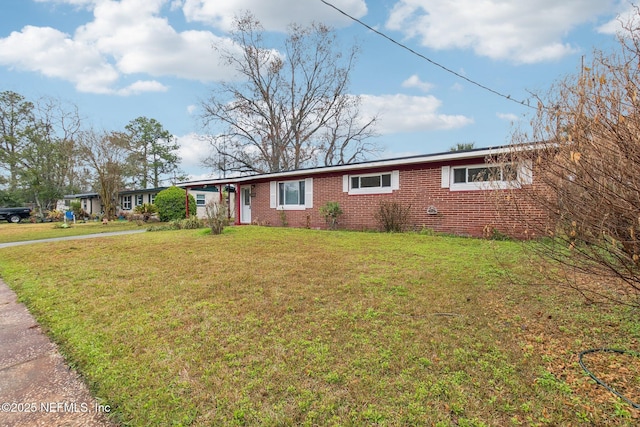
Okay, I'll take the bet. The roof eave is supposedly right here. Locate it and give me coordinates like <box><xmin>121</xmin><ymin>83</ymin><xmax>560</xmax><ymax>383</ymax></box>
<box><xmin>178</xmin><ymin>143</ymin><xmax>539</xmax><ymax>187</ymax></box>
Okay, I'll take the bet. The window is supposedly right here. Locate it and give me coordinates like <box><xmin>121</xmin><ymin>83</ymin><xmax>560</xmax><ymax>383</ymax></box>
<box><xmin>351</xmin><ymin>173</ymin><xmax>391</xmax><ymax>189</ymax></box>
<box><xmin>122</xmin><ymin>195</ymin><xmax>132</xmax><ymax>210</ymax></box>
<box><xmin>453</xmin><ymin>166</ymin><xmax>505</xmax><ymax>184</ymax></box>
<box><xmin>135</xmin><ymin>194</ymin><xmax>144</xmax><ymax>206</ymax></box>
<box><xmin>444</xmin><ymin>162</ymin><xmax>530</xmax><ymax>191</ymax></box>
<box><xmin>279</xmin><ymin>180</ymin><xmax>305</xmax><ymax>206</ymax></box>
<box><xmin>344</xmin><ymin>171</ymin><xmax>399</xmax><ymax>195</ymax></box>
<box><xmin>196</xmin><ymin>194</ymin><xmax>206</xmax><ymax>206</ymax></box>
<box><xmin>150</xmin><ymin>194</ymin><xmax>156</xmax><ymax>204</ymax></box>
<box><xmin>270</xmin><ymin>178</ymin><xmax>313</xmax><ymax>210</ymax></box>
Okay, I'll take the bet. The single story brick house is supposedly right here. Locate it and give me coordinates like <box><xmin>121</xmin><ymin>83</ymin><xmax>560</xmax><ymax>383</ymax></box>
<box><xmin>178</xmin><ymin>145</ymin><xmax>545</xmax><ymax>237</ymax></box>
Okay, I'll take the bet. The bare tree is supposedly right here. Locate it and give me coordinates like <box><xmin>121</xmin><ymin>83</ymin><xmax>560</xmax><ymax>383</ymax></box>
<box><xmin>19</xmin><ymin>96</ymin><xmax>82</xmax><ymax>216</ymax></box>
<box><xmin>502</xmin><ymin>9</ymin><xmax>640</xmax><ymax>308</ymax></box>
<box><xmin>0</xmin><ymin>92</ymin><xmax>83</xmax><ymax>215</ymax></box>
<box><xmin>77</xmin><ymin>129</ymin><xmax>128</xmax><ymax>219</ymax></box>
<box><xmin>201</xmin><ymin>13</ymin><xmax>378</xmax><ymax>175</ymax></box>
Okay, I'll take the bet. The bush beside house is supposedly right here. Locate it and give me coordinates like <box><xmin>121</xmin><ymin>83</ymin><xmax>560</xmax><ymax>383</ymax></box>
<box><xmin>154</xmin><ymin>186</ymin><xmax>196</xmax><ymax>222</ymax></box>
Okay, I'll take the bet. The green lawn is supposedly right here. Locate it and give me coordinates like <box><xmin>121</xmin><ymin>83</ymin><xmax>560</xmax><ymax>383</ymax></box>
<box><xmin>0</xmin><ymin>226</ymin><xmax>638</xmax><ymax>426</ymax></box>
<box><xmin>0</xmin><ymin>220</ymin><xmax>145</xmax><ymax>243</ymax></box>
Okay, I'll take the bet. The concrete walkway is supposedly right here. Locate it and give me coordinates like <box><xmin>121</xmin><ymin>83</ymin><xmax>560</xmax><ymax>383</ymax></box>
<box><xmin>0</xmin><ymin>281</ymin><xmax>116</xmax><ymax>426</ymax></box>
<box><xmin>0</xmin><ymin>229</ymin><xmax>147</xmax><ymax>249</ymax></box>
<box><xmin>0</xmin><ymin>232</ymin><xmax>129</xmax><ymax>426</ymax></box>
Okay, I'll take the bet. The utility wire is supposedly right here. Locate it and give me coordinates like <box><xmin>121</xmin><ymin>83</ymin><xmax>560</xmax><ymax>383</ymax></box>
<box><xmin>320</xmin><ymin>0</ymin><xmax>534</xmax><ymax>109</ymax></box>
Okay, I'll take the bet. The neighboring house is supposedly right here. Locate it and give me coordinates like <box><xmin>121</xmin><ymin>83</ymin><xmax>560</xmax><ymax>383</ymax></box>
<box><xmin>178</xmin><ymin>145</ymin><xmax>545</xmax><ymax>238</ymax></box>
<box><xmin>65</xmin><ymin>187</ymin><xmax>167</xmax><ymax>218</ymax></box>
<box><xmin>64</xmin><ymin>186</ymin><xmax>233</xmax><ymax>220</ymax></box>
<box><xmin>187</xmin><ymin>186</ymin><xmax>232</xmax><ymax>219</ymax></box>
<box><xmin>118</xmin><ymin>187</ymin><xmax>166</xmax><ymax>215</ymax></box>
<box><xmin>64</xmin><ymin>192</ymin><xmax>103</xmax><ymax>217</ymax></box>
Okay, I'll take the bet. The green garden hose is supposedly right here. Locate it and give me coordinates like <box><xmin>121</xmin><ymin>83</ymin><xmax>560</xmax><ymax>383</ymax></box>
<box><xmin>578</xmin><ymin>348</ymin><xmax>640</xmax><ymax>409</ymax></box>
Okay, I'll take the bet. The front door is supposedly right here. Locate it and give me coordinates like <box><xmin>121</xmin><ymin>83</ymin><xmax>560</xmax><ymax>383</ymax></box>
<box><xmin>240</xmin><ymin>187</ymin><xmax>251</xmax><ymax>224</ymax></box>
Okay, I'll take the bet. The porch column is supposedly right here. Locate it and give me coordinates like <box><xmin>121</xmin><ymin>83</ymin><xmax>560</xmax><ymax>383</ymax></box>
<box><xmin>235</xmin><ymin>184</ymin><xmax>241</xmax><ymax>225</ymax></box>
<box><xmin>185</xmin><ymin>186</ymin><xmax>190</xmax><ymax>218</ymax></box>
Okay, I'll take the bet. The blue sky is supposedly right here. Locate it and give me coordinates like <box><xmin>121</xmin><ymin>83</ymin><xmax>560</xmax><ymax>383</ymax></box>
<box><xmin>0</xmin><ymin>0</ymin><xmax>630</xmax><ymax>179</ymax></box>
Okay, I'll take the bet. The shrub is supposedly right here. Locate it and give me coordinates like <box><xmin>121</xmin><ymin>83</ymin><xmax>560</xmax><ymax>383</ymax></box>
<box><xmin>319</xmin><ymin>201</ymin><xmax>343</xmax><ymax>230</ymax></box>
<box><xmin>204</xmin><ymin>199</ymin><xmax>229</xmax><ymax>235</ymax></box>
<box><xmin>154</xmin><ymin>186</ymin><xmax>196</xmax><ymax>222</ymax></box>
<box><xmin>127</xmin><ymin>213</ymin><xmax>144</xmax><ymax>222</ymax></box>
<box><xmin>134</xmin><ymin>203</ymin><xmax>158</xmax><ymax>222</ymax></box>
<box><xmin>178</xmin><ymin>217</ymin><xmax>204</xmax><ymax>229</ymax></box>
<box><xmin>147</xmin><ymin>217</ymin><xmax>204</xmax><ymax>232</ymax></box>
<box><xmin>278</xmin><ymin>210</ymin><xmax>288</xmax><ymax>227</ymax></box>
<box><xmin>45</xmin><ymin>209</ymin><xmax>64</xmax><ymax>222</ymax></box>
<box><xmin>374</xmin><ymin>201</ymin><xmax>411</xmax><ymax>232</ymax></box>
<box><xmin>70</xmin><ymin>201</ymin><xmax>83</xmax><ymax>216</ymax></box>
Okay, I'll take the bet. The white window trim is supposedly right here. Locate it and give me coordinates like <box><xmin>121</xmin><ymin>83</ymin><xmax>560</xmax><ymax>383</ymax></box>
<box><xmin>444</xmin><ymin>161</ymin><xmax>532</xmax><ymax>191</ymax></box>
<box><xmin>196</xmin><ymin>194</ymin><xmax>206</xmax><ymax>206</ymax></box>
<box><xmin>343</xmin><ymin>170</ymin><xmax>399</xmax><ymax>195</ymax></box>
<box><xmin>270</xmin><ymin>178</ymin><xmax>313</xmax><ymax>210</ymax></box>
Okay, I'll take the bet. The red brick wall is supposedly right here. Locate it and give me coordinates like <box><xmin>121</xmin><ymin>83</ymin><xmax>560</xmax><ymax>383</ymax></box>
<box><xmin>242</xmin><ymin>162</ymin><xmax>545</xmax><ymax>238</ymax></box>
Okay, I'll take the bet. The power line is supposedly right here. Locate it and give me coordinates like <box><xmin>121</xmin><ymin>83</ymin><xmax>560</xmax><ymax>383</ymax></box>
<box><xmin>320</xmin><ymin>0</ymin><xmax>534</xmax><ymax>109</ymax></box>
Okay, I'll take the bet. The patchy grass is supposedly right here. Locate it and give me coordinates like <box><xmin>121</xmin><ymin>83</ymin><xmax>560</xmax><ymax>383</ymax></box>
<box><xmin>0</xmin><ymin>220</ymin><xmax>145</xmax><ymax>243</ymax></box>
<box><xmin>0</xmin><ymin>226</ymin><xmax>638</xmax><ymax>426</ymax></box>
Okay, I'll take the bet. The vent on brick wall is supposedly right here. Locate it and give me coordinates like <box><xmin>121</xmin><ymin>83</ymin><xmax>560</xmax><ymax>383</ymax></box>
<box><xmin>427</xmin><ymin>206</ymin><xmax>438</xmax><ymax>215</ymax></box>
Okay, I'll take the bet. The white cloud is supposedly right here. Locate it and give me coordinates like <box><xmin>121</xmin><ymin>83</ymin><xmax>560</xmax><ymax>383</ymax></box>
<box><xmin>386</xmin><ymin>0</ymin><xmax>616</xmax><ymax>63</ymax></box>
<box><xmin>0</xmin><ymin>25</ymin><xmax>119</xmax><ymax>94</ymax></box>
<box><xmin>401</xmin><ymin>74</ymin><xmax>434</xmax><ymax>92</ymax></box>
<box><xmin>185</xmin><ymin>171</ymin><xmax>218</xmax><ymax>182</ymax></box>
<box><xmin>496</xmin><ymin>112</ymin><xmax>519</xmax><ymax>122</ymax></box>
<box><xmin>182</xmin><ymin>0</ymin><xmax>368</xmax><ymax>32</ymax></box>
<box><xmin>361</xmin><ymin>93</ymin><xmax>473</xmax><ymax>134</ymax></box>
<box><xmin>598</xmin><ymin>4</ymin><xmax>640</xmax><ymax>35</ymax></box>
<box><xmin>0</xmin><ymin>0</ymin><xmax>240</xmax><ymax>94</ymax></box>
<box><xmin>116</xmin><ymin>80</ymin><xmax>169</xmax><ymax>96</ymax></box>
<box><xmin>0</xmin><ymin>0</ymin><xmax>370</xmax><ymax>96</ymax></box>
<box><xmin>75</xmin><ymin>0</ymin><xmax>239</xmax><ymax>82</ymax></box>
<box><xmin>176</xmin><ymin>132</ymin><xmax>214</xmax><ymax>177</ymax></box>
<box><xmin>187</xmin><ymin>104</ymin><xmax>198</xmax><ymax>115</ymax></box>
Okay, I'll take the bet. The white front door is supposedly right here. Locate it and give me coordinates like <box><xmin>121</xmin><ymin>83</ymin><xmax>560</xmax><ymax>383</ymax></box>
<box><xmin>240</xmin><ymin>187</ymin><xmax>251</xmax><ymax>224</ymax></box>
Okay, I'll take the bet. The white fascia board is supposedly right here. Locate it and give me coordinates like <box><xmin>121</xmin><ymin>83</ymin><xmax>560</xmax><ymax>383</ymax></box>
<box><xmin>177</xmin><ymin>145</ymin><xmax>531</xmax><ymax>187</ymax></box>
